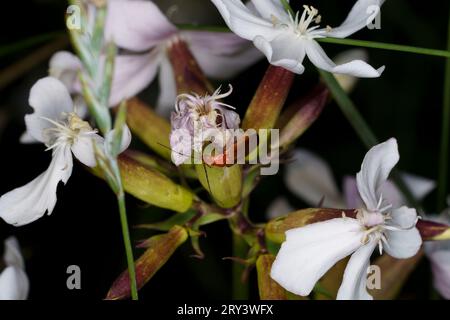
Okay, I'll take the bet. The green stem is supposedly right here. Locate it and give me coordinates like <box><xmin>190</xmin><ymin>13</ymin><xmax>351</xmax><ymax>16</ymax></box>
<box><xmin>319</xmin><ymin>70</ymin><xmax>419</xmax><ymax>208</ymax></box>
<box><xmin>232</xmin><ymin>233</ymin><xmax>249</xmax><ymax>300</ymax></box>
<box><xmin>117</xmin><ymin>189</ymin><xmax>139</xmax><ymax>300</ymax></box>
<box><xmin>317</xmin><ymin>38</ymin><xmax>450</xmax><ymax>59</ymax></box>
<box><xmin>438</xmin><ymin>6</ymin><xmax>450</xmax><ymax>211</ymax></box>
<box><xmin>319</xmin><ymin>70</ymin><xmax>377</xmax><ymax>147</ymax></box>
<box><xmin>175</xmin><ymin>24</ymin><xmax>450</xmax><ymax>59</ymax></box>
<box><xmin>280</xmin><ymin>0</ymin><xmax>294</xmax><ymax>16</ymax></box>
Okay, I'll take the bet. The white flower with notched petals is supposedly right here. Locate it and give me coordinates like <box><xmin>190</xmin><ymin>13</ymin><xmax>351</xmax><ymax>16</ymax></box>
<box><xmin>270</xmin><ymin>138</ymin><xmax>423</xmax><ymax>300</ymax></box>
<box><xmin>211</xmin><ymin>0</ymin><xmax>385</xmax><ymax>77</ymax></box>
<box><xmin>0</xmin><ymin>237</ymin><xmax>29</xmax><ymax>300</ymax></box>
<box><xmin>0</xmin><ymin>77</ymin><xmax>130</xmax><ymax>226</ymax></box>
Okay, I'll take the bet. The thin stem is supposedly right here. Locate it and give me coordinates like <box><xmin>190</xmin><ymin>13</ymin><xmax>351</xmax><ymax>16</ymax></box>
<box><xmin>175</xmin><ymin>24</ymin><xmax>450</xmax><ymax>59</ymax></box>
<box><xmin>232</xmin><ymin>233</ymin><xmax>249</xmax><ymax>300</ymax></box>
<box><xmin>317</xmin><ymin>38</ymin><xmax>450</xmax><ymax>59</ymax></box>
<box><xmin>117</xmin><ymin>189</ymin><xmax>139</xmax><ymax>300</ymax></box>
<box><xmin>319</xmin><ymin>70</ymin><xmax>419</xmax><ymax>208</ymax></box>
<box><xmin>438</xmin><ymin>5</ymin><xmax>450</xmax><ymax>211</ymax></box>
<box><xmin>280</xmin><ymin>0</ymin><xmax>294</xmax><ymax>16</ymax></box>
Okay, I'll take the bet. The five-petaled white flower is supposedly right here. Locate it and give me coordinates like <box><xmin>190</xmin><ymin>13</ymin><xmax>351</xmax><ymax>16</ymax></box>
<box><xmin>270</xmin><ymin>138</ymin><xmax>423</xmax><ymax>300</ymax></box>
<box><xmin>0</xmin><ymin>237</ymin><xmax>29</xmax><ymax>300</ymax></box>
<box><xmin>0</xmin><ymin>77</ymin><xmax>130</xmax><ymax>226</ymax></box>
<box><xmin>211</xmin><ymin>0</ymin><xmax>385</xmax><ymax>77</ymax></box>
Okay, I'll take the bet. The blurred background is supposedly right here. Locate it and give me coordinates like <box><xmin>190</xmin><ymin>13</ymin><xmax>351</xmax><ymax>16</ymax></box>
<box><xmin>0</xmin><ymin>0</ymin><xmax>447</xmax><ymax>299</ymax></box>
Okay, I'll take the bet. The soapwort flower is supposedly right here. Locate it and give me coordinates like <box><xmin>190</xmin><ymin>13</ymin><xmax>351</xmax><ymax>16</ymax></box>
<box><xmin>0</xmin><ymin>77</ymin><xmax>130</xmax><ymax>226</ymax></box>
<box><xmin>0</xmin><ymin>237</ymin><xmax>29</xmax><ymax>300</ymax></box>
<box><xmin>211</xmin><ymin>0</ymin><xmax>385</xmax><ymax>77</ymax></box>
<box><xmin>169</xmin><ymin>85</ymin><xmax>240</xmax><ymax>166</ymax></box>
<box><xmin>105</xmin><ymin>0</ymin><xmax>261</xmax><ymax>115</ymax></box>
<box><xmin>270</xmin><ymin>138</ymin><xmax>423</xmax><ymax>299</ymax></box>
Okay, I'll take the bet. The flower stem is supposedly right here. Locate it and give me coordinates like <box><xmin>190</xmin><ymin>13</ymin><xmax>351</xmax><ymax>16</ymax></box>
<box><xmin>317</xmin><ymin>38</ymin><xmax>450</xmax><ymax>59</ymax></box>
<box><xmin>117</xmin><ymin>189</ymin><xmax>139</xmax><ymax>300</ymax></box>
<box><xmin>438</xmin><ymin>6</ymin><xmax>450</xmax><ymax>211</ymax></box>
<box><xmin>319</xmin><ymin>70</ymin><xmax>419</xmax><ymax>208</ymax></box>
<box><xmin>280</xmin><ymin>0</ymin><xmax>294</xmax><ymax>16</ymax></box>
<box><xmin>232</xmin><ymin>233</ymin><xmax>249</xmax><ymax>300</ymax></box>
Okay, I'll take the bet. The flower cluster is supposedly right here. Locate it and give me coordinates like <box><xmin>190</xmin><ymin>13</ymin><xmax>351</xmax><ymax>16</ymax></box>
<box><xmin>1</xmin><ymin>0</ymin><xmax>450</xmax><ymax>302</ymax></box>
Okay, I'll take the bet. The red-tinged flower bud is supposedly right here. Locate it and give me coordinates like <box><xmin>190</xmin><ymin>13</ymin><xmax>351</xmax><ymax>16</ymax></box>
<box><xmin>106</xmin><ymin>226</ymin><xmax>188</xmax><ymax>300</ymax></box>
<box><xmin>167</xmin><ymin>37</ymin><xmax>213</xmax><ymax>96</ymax></box>
<box><xmin>277</xmin><ymin>84</ymin><xmax>329</xmax><ymax>148</ymax></box>
<box><xmin>417</xmin><ymin>219</ymin><xmax>450</xmax><ymax>241</ymax></box>
<box><xmin>242</xmin><ymin>65</ymin><xmax>294</xmax><ymax>131</ymax></box>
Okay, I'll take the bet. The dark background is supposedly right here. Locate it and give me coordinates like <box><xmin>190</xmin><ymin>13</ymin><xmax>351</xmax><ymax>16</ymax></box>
<box><xmin>0</xmin><ymin>0</ymin><xmax>447</xmax><ymax>299</ymax></box>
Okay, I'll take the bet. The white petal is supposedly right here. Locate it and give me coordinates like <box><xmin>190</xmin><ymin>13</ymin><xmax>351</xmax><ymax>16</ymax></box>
<box><xmin>266</xmin><ymin>197</ymin><xmax>295</xmax><ymax>220</ymax></box>
<box><xmin>3</xmin><ymin>237</ymin><xmax>25</xmax><ymax>269</ymax></box>
<box><xmin>105</xmin><ymin>0</ymin><xmax>177</xmax><ymax>51</ymax></box>
<box><xmin>389</xmin><ymin>206</ymin><xmax>418</xmax><ymax>229</ymax></box>
<box><xmin>155</xmin><ymin>56</ymin><xmax>177</xmax><ymax>117</ymax></box>
<box><xmin>183</xmin><ymin>31</ymin><xmax>262</xmax><ymax>79</ymax></box>
<box><xmin>0</xmin><ymin>267</ymin><xmax>29</xmax><ymax>300</ymax></box>
<box><xmin>384</xmin><ymin>228</ymin><xmax>422</xmax><ymax>259</ymax></box>
<box><xmin>19</xmin><ymin>131</ymin><xmax>38</xmax><ymax>144</ymax></box>
<box><xmin>211</xmin><ymin>0</ymin><xmax>281</xmax><ymax>41</ymax></box>
<box><xmin>71</xmin><ymin>132</ymin><xmax>103</xmax><ymax>168</ymax></box>
<box><xmin>253</xmin><ymin>34</ymin><xmax>305</xmax><ymax>74</ymax></box>
<box><xmin>270</xmin><ymin>218</ymin><xmax>363</xmax><ymax>296</ymax></box>
<box><xmin>337</xmin><ymin>239</ymin><xmax>377</xmax><ymax>300</ymax></box>
<box><xmin>305</xmin><ymin>40</ymin><xmax>384</xmax><ymax>78</ymax></box>
<box><xmin>332</xmin><ymin>49</ymin><xmax>368</xmax><ymax>93</ymax></box>
<box><xmin>0</xmin><ymin>145</ymin><xmax>73</xmax><ymax>226</ymax></box>
<box><xmin>25</xmin><ymin>77</ymin><xmax>73</xmax><ymax>144</ymax></box>
<box><xmin>249</xmin><ymin>0</ymin><xmax>290</xmax><ymax>21</ymax></box>
<box><xmin>356</xmin><ymin>138</ymin><xmax>399</xmax><ymax>211</ymax></box>
<box><xmin>285</xmin><ymin>149</ymin><xmax>345</xmax><ymax>208</ymax></box>
<box><xmin>48</xmin><ymin>51</ymin><xmax>82</xmax><ymax>93</ymax></box>
<box><xmin>325</xmin><ymin>0</ymin><xmax>386</xmax><ymax>39</ymax></box>
<box><xmin>109</xmin><ymin>51</ymin><xmax>161</xmax><ymax>107</ymax></box>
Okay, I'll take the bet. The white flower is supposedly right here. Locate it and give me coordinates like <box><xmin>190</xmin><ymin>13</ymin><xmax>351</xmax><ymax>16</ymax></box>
<box><xmin>211</xmin><ymin>0</ymin><xmax>385</xmax><ymax>77</ymax></box>
<box><xmin>0</xmin><ymin>237</ymin><xmax>29</xmax><ymax>300</ymax></box>
<box><xmin>103</xmin><ymin>0</ymin><xmax>261</xmax><ymax>116</ymax></box>
<box><xmin>270</xmin><ymin>138</ymin><xmax>423</xmax><ymax>299</ymax></box>
<box><xmin>0</xmin><ymin>77</ymin><xmax>130</xmax><ymax>226</ymax></box>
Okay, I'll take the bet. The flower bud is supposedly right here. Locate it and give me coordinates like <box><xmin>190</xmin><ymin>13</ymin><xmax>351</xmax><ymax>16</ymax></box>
<box><xmin>242</xmin><ymin>65</ymin><xmax>294</xmax><ymax>131</ymax></box>
<box><xmin>125</xmin><ymin>97</ymin><xmax>172</xmax><ymax>160</ymax></box>
<box><xmin>195</xmin><ymin>164</ymin><xmax>242</xmax><ymax>209</ymax></box>
<box><xmin>416</xmin><ymin>219</ymin><xmax>450</xmax><ymax>241</ymax></box>
<box><xmin>278</xmin><ymin>84</ymin><xmax>328</xmax><ymax>148</ymax></box>
<box><xmin>167</xmin><ymin>37</ymin><xmax>213</xmax><ymax>96</ymax></box>
<box><xmin>106</xmin><ymin>226</ymin><xmax>188</xmax><ymax>300</ymax></box>
<box><xmin>119</xmin><ymin>154</ymin><xmax>193</xmax><ymax>212</ymax></box>
<box><xmin>256</xmin><ymin>254</ymin><xmax>287</xmax><ymax>300</ymax></box>
<box><xmin>265</xmin><ymin>208</ymin><xmax>357</xmax><ymax>244</ymax></box>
